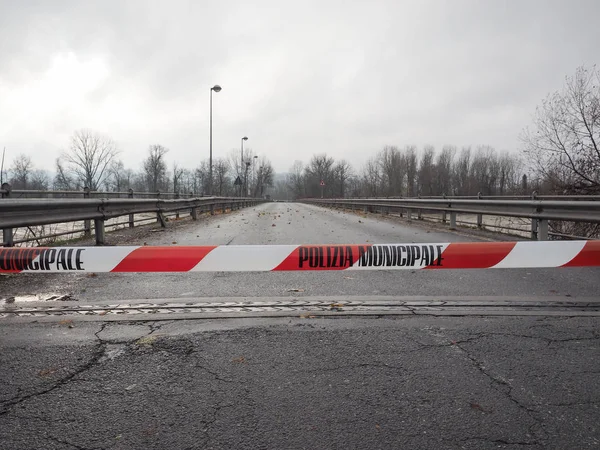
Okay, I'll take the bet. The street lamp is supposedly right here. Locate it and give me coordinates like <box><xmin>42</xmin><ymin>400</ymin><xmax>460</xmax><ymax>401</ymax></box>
<box><xmin>252</xmin><ymin>155</ymin><xmax>258</xmax><ymax>197</ymax></box>
<box><xmin>209</xmin><ymin>84</ymin><xmax>222</xmax><ymax>195</ymax></box>
<box><xmin>240</xmin><ymin>136</ymin><xmax>248</xmax><ymax>197</ymax></box>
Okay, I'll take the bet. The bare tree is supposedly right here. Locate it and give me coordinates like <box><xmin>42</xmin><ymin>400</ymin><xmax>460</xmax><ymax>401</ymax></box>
<box><xmin>9</xmin><ymin>154</ymin><xmax>34</xmax><ymax>189</ymax></box>
<box><xmin>29</xmin><ymin>170</ymin><xmax>50</xmax><ymax>190</ymax></box>
<box><xmin>305</xmin><ymin>154</ymin><xmax>335</xmax><ymax>197</ymax></box>
<box><xmin>213</xmin><ymin>158</ymin><xmax>230</xmax><ymax>196</ymax></box>
<box><xmin>143</xmin><ymin>145</ymin><xmax>169</xmax><ymax>192</ymax></box>
<box><xmin>54</xmin><ymin>158</ymin><xmax>77</xmax><ymax>190</ymax></box>
<box><xmin>287</xmin><ymin>160</ymin><xmax>305</xmax><ymax>199</ymax></box>
<box><xmin>521</xmin><ymin>65</ymin><xmax>600</xmax><ymax>194</ymax></box>
<box><xmin>378</xmin><ymin>146</ymin><xmax>404</xmax><ymax>196</ymax></box>
<box><xmin>435</xmin><ymin>145</ymin><xmax>455</xmax><ymax>195</ymax></box>
<box><xmin>253</xmin><ymin>157</ymin><xmax>275</xmax><ymax>197</ymax></box>
<box><xmin>62</xmin><ymin>129</ymin><xmax>118</xmax><ymax>190</ymax></box>
<box><xmin>172</xmin><ymin>162</ymin><xmax>185</xmax><ymax>195</ymax></box>
<box><xmin>417</xmin><ymin>145</ymin><xmax>436</xmax><ymax>196</ymax></box>
<box><xmin>333</xmin><ymin>159</ymin><xmax>353</xmax><ymax>197</ymax></box>
<box><xmin>405</xmin><ymin>146</ymin><xmax>418</xmax><ymax>197</ymax></box>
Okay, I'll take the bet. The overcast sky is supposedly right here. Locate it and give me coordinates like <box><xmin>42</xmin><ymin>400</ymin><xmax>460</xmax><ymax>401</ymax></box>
<box><xmin>1</xmin><ymin>0</ymin><xmax>599</xmax><ymax>174</ymax></box>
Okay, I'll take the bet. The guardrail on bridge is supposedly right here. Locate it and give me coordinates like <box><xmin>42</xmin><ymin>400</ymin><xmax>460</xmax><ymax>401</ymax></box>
<box><xmin>0</xmin><ymin>183</ymin><xmax>264</xmax><ymax>246</ymax></box>
<box><xmin>300</xmin><ymin>197</ymin><xmax>600</xmax><ymax>241</ymax></box>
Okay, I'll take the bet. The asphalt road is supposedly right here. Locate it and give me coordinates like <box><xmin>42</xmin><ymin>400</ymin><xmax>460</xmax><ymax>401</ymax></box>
<box><xmin>1</xmin><ymin>316</ymin><xmax>600</xmax><ymax>449</ymax></box>
<box><xmin>2</xmin><ymin>202</ymin><xmax>600</xmax><ymax>449</ymax></box>
<box><xmin>1</xmin><ymin>202</ymin><xmax>598</xmax><ymax>303</ymax></box>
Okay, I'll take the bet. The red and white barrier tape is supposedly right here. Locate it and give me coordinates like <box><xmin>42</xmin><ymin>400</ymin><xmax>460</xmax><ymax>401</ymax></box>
<box><xmin>1</xmin><ymin>241</ymin><xmax>599</xmax><ymax>273</ymax></box>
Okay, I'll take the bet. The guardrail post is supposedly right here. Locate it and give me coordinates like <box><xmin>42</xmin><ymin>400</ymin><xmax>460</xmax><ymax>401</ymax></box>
<box><xmin>407</xmin><ymin>209</ymin><xmax>412</xmax><ymax>220</ymax></box>
<box><xmin>1</xmin><ymin>183</ymin><xmax>14</xmax><ymax>247</ymax></box>
<box><xmin>128</xmin><ymin>189</ymin><xmax>135</xmax><ymax>228</ymax></box>
<box><xmin>477</xmin><ymin>214</ymin><xmax>483</xmax><ymax>228</ymax></box>
<box><xmin>175</xmin><ymin>192</ymin><xmax>180</xmax><ymax>219</ymax></box>
<box><xmin>83</xmin><ymin>187</ymin><xmax>91</xmax><ymax>237</ymax></box>
<box><xmin>449</xmin><ymin>212</ymin><xmax>457</xmax><ymax>230</ymax></box>
<box><xmin>538</xmin><ymin>219</ymin><xmax>549</xmax><ymax>241</ymax></box>
<box><xmin>94</xmin><ymin>219</ymin><xmax>105</xmax><ymax>245</ymax></box>
<box><xmin>417</xmin><ymin>209</ymin><xmax>422</xmax><ymax>220</ymax></box>
<box><xmin>210</xmin><ymin>203</ymin><xmax>215</xmax><ymax>215</ymax></box>
<box><xmin>156</xmin><ymin>191</ymin><xmax>162</xmax><ymax>223</ymax></box>
<box><xmin>530</xmin><ymin>219</ymin><xmax>538</xmax><ymax>240</ymax></box>
<box><xmin>442</xmin><ymin>211</ymin><xmax>447</xmax><ymax>223</ymax></box>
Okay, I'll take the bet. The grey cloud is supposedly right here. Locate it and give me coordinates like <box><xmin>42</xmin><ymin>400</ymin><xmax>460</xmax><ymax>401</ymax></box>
<box><xmin>1</xmin><ymin>0</ymin><xmax>599</xmax><ymax>174</ymax></box>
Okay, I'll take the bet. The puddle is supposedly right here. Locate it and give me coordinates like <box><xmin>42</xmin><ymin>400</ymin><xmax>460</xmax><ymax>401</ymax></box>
<box><xmin>3</xmin><ymin>294</ymin><xmax>76</xmax><ymax>304</ymax></box>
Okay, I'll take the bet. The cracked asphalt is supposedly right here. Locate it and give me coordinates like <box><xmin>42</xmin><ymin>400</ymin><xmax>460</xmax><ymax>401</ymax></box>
<box><xmin>1</xmin><ymin>202</ymin><xmax>600</xmax><ymax>448</ymax></box>
<box><xmin>1</xmin><ymin>316</ymin><xmax>600</xmax><ymax>449</ymax></box>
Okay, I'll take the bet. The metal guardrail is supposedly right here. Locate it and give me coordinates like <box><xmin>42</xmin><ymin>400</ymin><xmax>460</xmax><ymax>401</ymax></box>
<box><xmin>0</xmin><ymin>192</ymin><xmax>264</xmax><ymax>246</ymax></box>
<box><xmin>301</xmin><ymin>198</ymin><xmax>600</xmax><ymax>240</ymax></box>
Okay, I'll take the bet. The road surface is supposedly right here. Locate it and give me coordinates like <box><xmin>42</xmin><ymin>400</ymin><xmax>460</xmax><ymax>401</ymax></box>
<box><xmin>1</xmin><ymin>202</ymin><xmax>599</xmax><ymax>449</ymax></box>
<box><xmin>1</xmin><ymin>202</ymin><xmax>597</xmax><ymax>303</ymax></box>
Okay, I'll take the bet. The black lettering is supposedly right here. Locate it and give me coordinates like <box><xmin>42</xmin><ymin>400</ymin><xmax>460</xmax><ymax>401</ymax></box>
<box><xmin>410</xmin><ymin>245</ymin><xmax>420</xmax><ymax>266</ymax></box>
<box><xmin>420</xmin><ymin>245</ymin><xmax>430</xmax><ymax>266</ymax></box>
<box><xmin>56</xmin><ymin>249</ymin><xmax>68</xmax><ymax>270</ymax></box>
<box><xmin>398</xmin><ymin>245</ymin><xmax>407</xmax><ymax>266</ymax></box>
<box><xmin>332</xmin><ymin>246</ymin><xmax>339</xmax><ymax>268</ymax></box>
<box><xmin>309</xmin><ymin>247</ymin><xmax>318</xmax><ymax>268</ymax></box>
<box><xmin>436</xmin><ymin>245</ymin><xmax>444</xmax><ymax>266</ymax></box>
<box><xmin>76</xmin><ymin>249</ymin><xmax>84</xmax><ymax>270</ymax></box>
<box><xmin>46</xmin><ymin>249</ymin><xmax>56</xmax><ymax>270</ymax></box>
<box><xmin>344</xmin><ymin>246</ymin><xmax>353</xmax><ymax>268</ymax></box>
<box><xmin>30</xmin><ymin>249</ymin><xmax>40</xmax><ymax>270</ymax></box>
<box><xmin>299</xmin><ymin>247</ymin><xmax>309</xmax><ymax>268</ymax></box>
<box><xmin>14</xmin><ymin>249</ymin><xmax>24</xmax><ymax>271</ymax></box>
<box><xmin>383</xmin><ymin>246</ymin><xmax>393</xmax><ymax>266</ymax></box>
<box><xmin>358</xmin><ymin>246</ymin><xmax>371</xmax><ymax>266</ymax></box>
<box><xmin>66</xmin><ymin>249</ymin><xmax>75</xmax><ymax>270</ymax></box>
<box><xmin>373</xmin><ymin>246</ymin><xmax>383</xmax><ymax>267</ymax></box>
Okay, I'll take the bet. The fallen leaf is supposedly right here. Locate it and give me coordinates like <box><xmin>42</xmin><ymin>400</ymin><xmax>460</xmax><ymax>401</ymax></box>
<box><xmin>232</xmin><ymin>356</ymin><xmax>247</xmax><ymax>364</ymax></box>
<box><xmin>86</xmin><ymin>273</ymin><xmax>98</xmax><ymax>278</ymax></box>
<box><xmin>59</xmin><ymin>319</ymin><xmax>73</xmax><ymax>325</ymax></box>
<box><xmin>272</xmin><ymin>224</ymin><xmax>276</xmax><ymax>227</ymax></box>
<box><xmin>300</xmin><ymin>314</ymin><xmax>316</xmax><ymax>319</ymax></box>
<box><xmin>358</xmin><ymin>220</ymin><xmax>363</xmax><ymax>223</ymax></box>
<box><xmin>470</xmin><ymin>403</ymin><xmax>487</xmax><ymax>413</ymax></box>
<box><xmin>549</xmin><ymin>289</ymin><xmax>558</xmax><ymax>293</ymax></box>
<box><xmin>172</xmin><ymin>241</ymin><xmax>177</xmax><ymax>244</ymax></box>
<box><xmin>38</xmin><ymin>368</ymin><xmax>57</xmax><ymax>377</ymax></box>
<box><xmin>98</xmin><ymin>311</ymin><xmax>108</xmax><ymax>316</ymax></box>
<box><xmin>375</xmin><ymin>424</ymin><xmax>381</xmax><ymax>430</ymax></box>
<box><xmin>287</xmin><ymin>288</ymin><xmax>305</xmax><ymax>292</ymax></box>
<box><xmin>136</xmin><ymin>335</ymin><xmax>158</xmax><ymax>346</ymax></box>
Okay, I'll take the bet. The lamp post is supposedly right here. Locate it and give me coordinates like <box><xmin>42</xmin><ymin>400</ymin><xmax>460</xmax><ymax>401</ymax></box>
<box><xmin>252</xmin><ymin>155</ymin><xmax>258</xmax><ymax>197</ymax></box>
<box><xmin>240</xmin><ymin>136</ymin><xmax>248</xmax><ymax>197</ymax></box>
<box><xmin>209</xmin><ymin>84</ymin><xmax>222</xmax><ymax>195</ymax></box>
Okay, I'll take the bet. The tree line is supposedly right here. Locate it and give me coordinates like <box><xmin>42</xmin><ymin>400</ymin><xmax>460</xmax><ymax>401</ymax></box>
<box><xmin>276</xmin><ymin>65</ymin><xmax>599</xmax><ymax>201</ymax></box>
<box><xmin>4</xmin><ymin>130</ymin><xmax>275</xmax><ymax>197</ymax></box>
<box><xmin>279</xmin><ymin>145</ymin><xmax>525</xmax><ymax>201</ymax></box>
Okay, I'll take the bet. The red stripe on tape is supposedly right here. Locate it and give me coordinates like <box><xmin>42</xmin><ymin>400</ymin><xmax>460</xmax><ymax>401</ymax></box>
<box><xmin>272</xmin><ymin>245</ymin><xmax>370</xmax><ymax>271</ymax></box>
<box><xmin>426</xmin><ymin>242</ymin><xmax>516</xmax><ymax>269</ymax></box>
<box><xmin>111</xmin><ymin>246</ymin><xmax>217</xmax><ymax>272</ymax></box>
<box><xmin>561</xmin><ymin>241</ymin><xmax>600</xmax><ymax>267</ymax></box>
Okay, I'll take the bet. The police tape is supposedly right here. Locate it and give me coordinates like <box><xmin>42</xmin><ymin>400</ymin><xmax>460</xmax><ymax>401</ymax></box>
<box><xmin>0</xmin><ymin>240</ymin><xmax>598</xmax><ymax>273</ymax></box>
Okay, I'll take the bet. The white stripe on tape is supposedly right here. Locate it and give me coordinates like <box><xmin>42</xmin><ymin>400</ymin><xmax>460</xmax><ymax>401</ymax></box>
<box><xmin>191</xmin><ymin>245</ymin><xmax>298</xmax><ymax>272</ymax></box>
<box><xmin>492</xmin><ymin>241</ymin><xmax>586</xmax><ymax>269</ymax></box>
